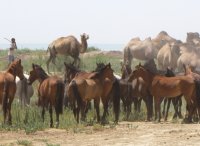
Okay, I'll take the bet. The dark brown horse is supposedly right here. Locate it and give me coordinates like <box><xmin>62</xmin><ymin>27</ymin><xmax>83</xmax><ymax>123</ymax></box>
<box><xmin>183</xmin><ymin>64</ymin><xmax>200</xmax><ymax>121</ymax></box>
<box><xmin>132</xmin><ymin>64</ymin><xmax>199</xmax><ymax>122</ymax></box>
<box><xmin>28</xmin><ymin>64</ymin><xmax>64</xmax><ymax>128</ymax></box>
<box><xmin>0</xmin><ymin>59</ymin><xmax>24</xmax><ymax>124</ymax></box>
<box><xmin>67</xmin><ymin>63</ymin><xmax>120</xmax><ymax>123</ymax></box>
<box><xmin>120</xmin><ymin>61</ymin><xmax>142</xmax><ymax>115</ymax></box>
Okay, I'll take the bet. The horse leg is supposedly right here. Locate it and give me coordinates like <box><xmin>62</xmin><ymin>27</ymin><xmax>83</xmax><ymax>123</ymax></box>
<box><xmin>49</xmin><ymin>105</ymin><xmax>53</xmax><ymax>128</ymax></box>
<box><xmin>164</xmin><ymin>98</ymin><xmax>171</xmax><ymax>121</ymax></box>
<box><xmin>154</xmin><ymin>97</ymin><xmax>158</xmax><ymax>121</ymax></box>
<box><xmin>137</xmin><ymin>98</ymin><xmax>142</xmax><ymax>113</ymax></box>
<box><xmin>178</xmin><ymin>97</ymin><xmax>183</xmax><ymax>118</ymax></box>
<box><xmin>55</xmin><ymin>111</ymin><xmax>59</xmax><ymax>128</ymax></box>
<box><xmin>133</xmin><ymin>97</ymin><xmax>137</xmax><ymax>112</ymax></box>
<box><xmin>77</xmin><ymin>107</ymin><xmax>80</xmax><ymax>123</ymax></box>
<box><xmin>7</xmin><ymin>97</ymin><xmax>13</xmax><ymax>125</ymax></box>
<box><xmin>81</xmin><ymin>101</ymin><xmax>87</xmax><ymax>122</ymax></box>
<box><xmin>101</xmin><ymin>98</ymin><xmax>109</xmax><ymax>124</ymax></box>
<box><xmin>94</xmin><ymin>99</ymin><xmax>101</xmax><ymax>123</ymax></box>
<box><xmin>42</xmin><ymin>107</ymin><xmax>45</xmax><ymax>123</ymax></box>
<box><xmin>158</xmin><ymin>97</ymin><xmax>164</xmax><ymax>122</ymax></box>
<box><xmin>126</xmin><ymin>97</ymin><xmax>132</xmax><ymax>120</ymax></box>
<box><xmin>162</xmin><ymin>98</ymin><xmax>167</xmax><ymax>117</ymax></box>
<box><xmin>172</xmin><ymin>98</ymin><xmax>178</xmax><ymax>119</ymax></box>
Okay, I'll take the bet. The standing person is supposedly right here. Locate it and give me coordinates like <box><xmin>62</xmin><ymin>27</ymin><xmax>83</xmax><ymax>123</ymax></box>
<box><xmin>8</xmin><ymin>38</ymin><xmax>17</xmax><ymax>65</ymax></box>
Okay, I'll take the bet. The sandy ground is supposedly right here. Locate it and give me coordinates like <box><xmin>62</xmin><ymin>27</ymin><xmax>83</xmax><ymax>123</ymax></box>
<box><xmin>0</xmin><ymin>121</ymin><xmax>200</xmax><ymax>146</ymax></box>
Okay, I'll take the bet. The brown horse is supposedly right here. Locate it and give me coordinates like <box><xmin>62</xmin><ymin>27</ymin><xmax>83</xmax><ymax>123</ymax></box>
<box><xmin>162</xmin><ymin>67</ymin><xmax>183</xmax><ymax>121</ymax></box>
<box><xmin>28</xmin><ymin>64</ymin><xmax>64</xmax><ymax>128</ymax></box>
<box><xmin>0</xmin><ymin>59</ymin><xmax>24</xmax><ymax>124</ymax></box>
<box><xmin>67</xmin><ymin>63</ymin><xmax>120</xmax><ymax>123</ymax></box>
<box><xmin>63</xmin><ymin>62</ymin><xmax>105</xmax><ymax>107</ymax></box>
<box><xmin>132</xmin><ymin>64</ymin><xmax>199</xmax><ymax>122</ymax></box>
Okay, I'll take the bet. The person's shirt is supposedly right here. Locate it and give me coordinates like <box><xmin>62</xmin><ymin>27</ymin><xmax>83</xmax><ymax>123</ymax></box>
<box><xmin>8</xmin><ymin>42</ymin><xmax>17</xmax><ymax>55</ymax></box>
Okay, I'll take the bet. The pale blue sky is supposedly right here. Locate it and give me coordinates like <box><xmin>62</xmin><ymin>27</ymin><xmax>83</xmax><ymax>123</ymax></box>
<box><xmin>1</xmin><ymin>0</ymin><xmax>200</xmax><ymax>45</ymax></box>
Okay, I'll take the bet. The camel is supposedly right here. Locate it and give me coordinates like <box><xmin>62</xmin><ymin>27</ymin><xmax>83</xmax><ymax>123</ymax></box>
<box><xmin>177</xmin><ymin>42</ymin><xmax>200</xmax><ymax>71</ymax></box>
<box><xmin>46</xmin><ymin>33</ymin><xmax>89</xmax><ymax>73</ymax></box>
<box><xmin>157</xmin><ymin>40</ymin><xmax>182</xmax><ymax>71</ymax></box>
<box><xmin>186</xmin><ymin>32</ymin><xmax>200</xmax><ymax>45</ymax></box>
<box><xmin>123</xmin><ymin>31</ymin><xmax>176</xmax><ymax>67</ymax></box>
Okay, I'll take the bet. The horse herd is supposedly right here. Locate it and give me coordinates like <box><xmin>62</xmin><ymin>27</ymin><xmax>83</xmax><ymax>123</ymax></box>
<box><xmin>1</xmin><ymin>57</ymin><xmax>200</xmax><ymax>128</ymax></box>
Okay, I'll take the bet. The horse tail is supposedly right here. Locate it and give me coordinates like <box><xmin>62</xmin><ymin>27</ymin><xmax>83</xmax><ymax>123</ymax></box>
<box><xmin>2</xmin><ymin>80</ymin><xmax>8</xmax><ymax>118</ymax></box>
<box><xmin>112</xmin><ymin>79</ymin><xmax>120</xmax><ymax>123</ymax></box>
<box><xmin>195</xmin><ymin>80</ymin><xmax>200</xmax><ymax>104</ymax></box>
<box><xmin>55</xmin><ymin>81</ymin><xmax>64</xmax><ymax>114</ymax></box>
<box><xmin>71</xmin><ymin>80</ymin><xmax>82</xmax><ymax>107</ymax></box>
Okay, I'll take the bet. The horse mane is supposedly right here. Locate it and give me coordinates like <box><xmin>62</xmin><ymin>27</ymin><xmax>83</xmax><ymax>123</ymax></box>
<box><xmin>89</xmin><ymin>63</ymin><xmax>111</xmax><ymax>79</ymax></box>
<box><xmin>7</xmin><ymin>60</ymin><xmax>18</xmax><ymax>74</ymax></box>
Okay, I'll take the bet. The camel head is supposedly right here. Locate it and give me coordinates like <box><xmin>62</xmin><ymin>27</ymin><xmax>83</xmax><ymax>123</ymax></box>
<box><xmin>81</xmin><ymin>33</ymin><xmax>89</xmax><ymax>41</ymax></box>
<box><xmin>79</xmin><ymin>33</ymin><xmax>89</xmax><ymax>53</ymax></box>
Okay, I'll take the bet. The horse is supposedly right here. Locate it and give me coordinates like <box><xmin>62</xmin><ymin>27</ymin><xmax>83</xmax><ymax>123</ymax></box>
<box><xmin>162</xmin><ymin>67</ymin><xmax>183</xmax><ymax>121</ymax></box>
<box><xmin>0</xmin><ymin>59</ymin><xmax>24</xmax><ymax>124</ymax></box>
<box><xmin>27</xmin><ymin>64</ymin><xmax>64</xmax><ymax>128</ymax></box>
<box><xmin>132</xmin><ymin>63</ymin><xmax>199</xmax><ymax>122</ymax></box>
<box><xmin>183</xmin><ymin>64</ymin><xmax>200</xmax><ymax>121</ymax></box>
<box><xmin>46</xmin><ymin>33</ymin><xmax>89</xmax><ymax>73</ymax></box>
<box><xmin>63</xmin><ymin>62</ymin><xmax>105</xmax><ymax>108</ymax></box>
<box><xmin>67</xmin><ymin>63</ymin><xmax>120</xmax><ymax>124</ymax></box>
<box><xmin>15</xmin><ymin>73</ymin><xmax>34</xmax><ymax>106</ymax></box>
<box><xmin>120</xmin><ymin>61</ymin><xmax>142</xmax><ymax>117</ymax></box>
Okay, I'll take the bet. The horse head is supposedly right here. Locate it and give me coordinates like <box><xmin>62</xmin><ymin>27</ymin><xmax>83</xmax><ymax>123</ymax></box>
<box><xmin>28</xmin><ymin>64</ymin><xmax>48</xmax><ymax>85</ymax></box>
<box><xmin>8</xmin><ymin>59</ymin><xmax>24</xmax><ymax>80</ymax></box>
<box><xmin>64</xmin><ymin>62</ymin><xmax>80</xmax><ymax>83</ymax></box>
<box><xmin>165</xmin><ymin>67</ymin><xmax>175</xmax><ymax>77</ymax></box>
<box><xmin>95</xmin><ymin>62</ymin><xmax>106</xmax><ymax>72</ymax></box>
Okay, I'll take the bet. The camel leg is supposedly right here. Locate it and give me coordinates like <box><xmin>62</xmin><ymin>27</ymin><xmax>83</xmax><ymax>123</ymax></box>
<box><xmin>46</xmin><ymin>56</ymin><xmax>53</xmax><ymax>73</ymax></box>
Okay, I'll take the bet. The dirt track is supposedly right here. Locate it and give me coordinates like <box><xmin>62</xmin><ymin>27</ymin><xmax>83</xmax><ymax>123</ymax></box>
<box><xmin>0</xmin><ymin>121</ymin><xmax>200</xmax><ymax>146</ymax></box>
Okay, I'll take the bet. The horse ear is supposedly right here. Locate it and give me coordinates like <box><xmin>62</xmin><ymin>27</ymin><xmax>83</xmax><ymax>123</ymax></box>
<box><xmin>108</xmin><ymin>63</ymin><xmax>111</xmax><ymax>68</ymax></box>
<box><xmin>18</xmin><ymin>59</ymin><xmax>21</xmax><ymax>64</ymax></box>
<box><xmin>64</xmin><ymin>62</ymin><xmax>67</xmax><ymax>66</ymax></box>
<box><xmin>32</xmin><ymin>63</ymin><xmax>35</xmax><ymax>69</ymax></box>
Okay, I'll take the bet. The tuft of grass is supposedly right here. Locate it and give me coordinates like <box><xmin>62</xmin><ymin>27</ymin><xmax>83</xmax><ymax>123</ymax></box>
<box><xmin>93</xmin><ymin>124</ymin><xmax>104</xmax><ymax>131</ymax></box>
<box><xmin>17</xmin><ymin>140</ymin><xmax>32</xmax><ymax>146</ymax></box>
<box><xmin>46</xmin><ymin>143</ymin><xmax>60</xmax><ymax>146</ymax></box>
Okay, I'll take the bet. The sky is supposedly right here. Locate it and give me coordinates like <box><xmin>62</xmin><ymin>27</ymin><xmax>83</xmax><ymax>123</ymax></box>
<box><xmin>1</xmin><ymin>0</ymin><xmax>200</xmax><ymax>47</ymax></box>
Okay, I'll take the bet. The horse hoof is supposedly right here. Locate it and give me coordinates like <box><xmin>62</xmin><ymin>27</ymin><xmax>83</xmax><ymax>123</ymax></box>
<box><xmin>50</xmin><ymin>123</ymin><xmax>54</xmax><ymax>128</ymax></box>
<box><xmin>55</xmin><ymin>122</ymin><xmax>59</xmax><ymax>128</ymax></box>
<box><xmin>182</xmin><ymin>118</ymin><xmax>192</xmax><ymax>124</ymax></box>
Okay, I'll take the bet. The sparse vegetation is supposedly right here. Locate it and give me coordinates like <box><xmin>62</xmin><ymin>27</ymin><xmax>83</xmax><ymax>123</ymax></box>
<box><xmin>0</xmin><ymin>48</ymin><xmax>184</xmax><ymax>134</ymax></box>
<box><xmin>17</xmin><ymin>140</ymin><xmax>32</xmax><ymax>146</ymax></box>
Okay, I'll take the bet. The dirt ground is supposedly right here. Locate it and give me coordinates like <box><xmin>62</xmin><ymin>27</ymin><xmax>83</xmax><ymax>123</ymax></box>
<box><xmin>0</xmin><ymin>121</ymin><xmax>200</xmax><ymax>146</ymax></box>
